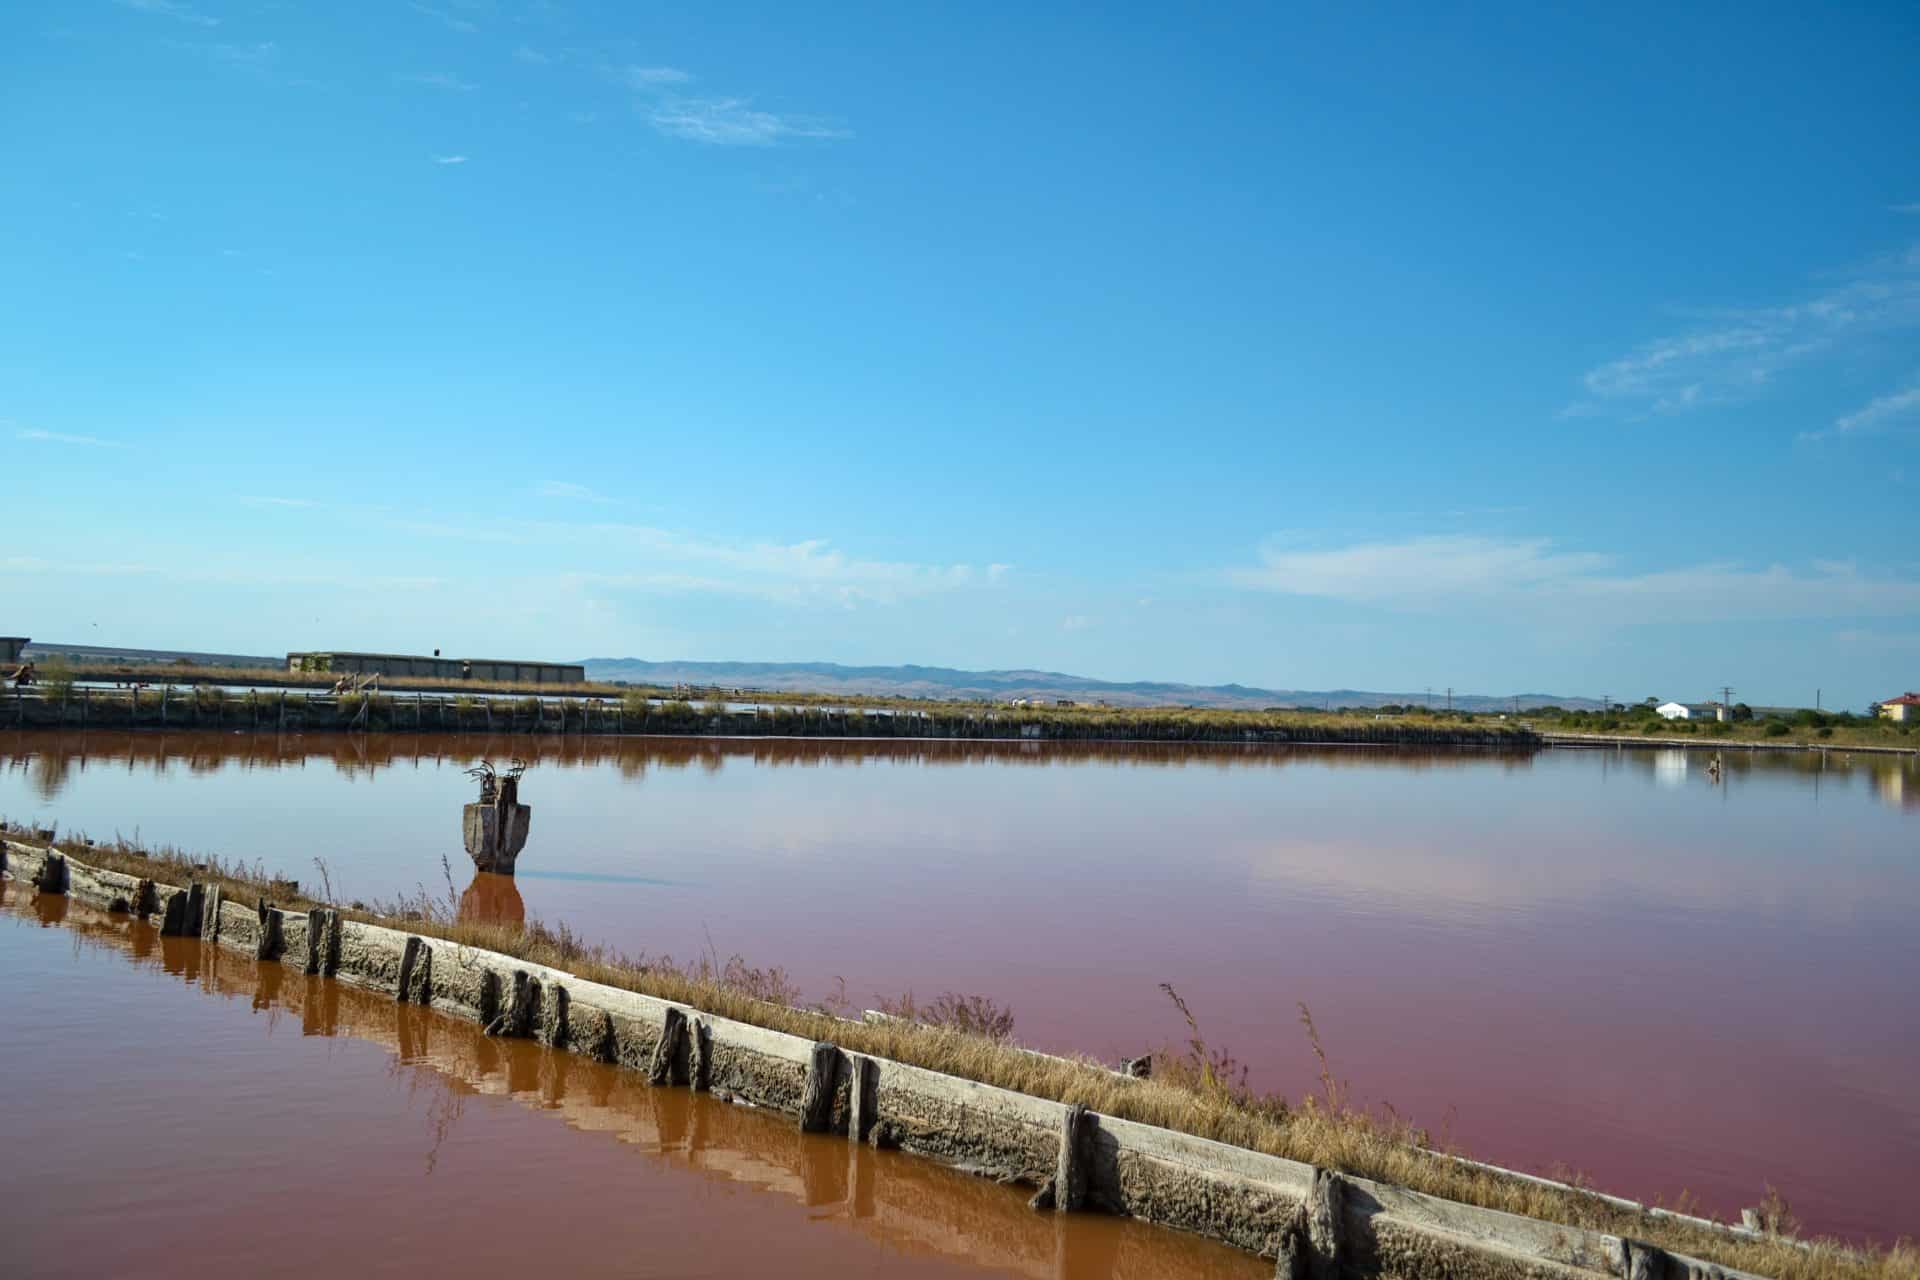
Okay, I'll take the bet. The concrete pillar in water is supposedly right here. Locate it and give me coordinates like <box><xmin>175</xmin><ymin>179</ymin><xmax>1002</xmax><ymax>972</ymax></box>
<box><xmin>462</xmin><ymin>767</ymin><xmax>531</xmax><ymax>875</ymax></box>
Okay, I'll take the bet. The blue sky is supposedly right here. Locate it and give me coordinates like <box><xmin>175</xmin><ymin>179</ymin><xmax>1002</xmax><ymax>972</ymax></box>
<box><xmin>4</xmin><ymin>1</ymin><xmax>1917</xmax><ymax>709</ymax></box>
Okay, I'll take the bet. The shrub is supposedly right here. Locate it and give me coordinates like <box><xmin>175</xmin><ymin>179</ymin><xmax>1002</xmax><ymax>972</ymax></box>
<box><xmin>40</xmin><ymin>658</ymin><xmax>77</xmax><ymax>702</ymax></box>
<box><xmin>1764</xmin><ymin>721</ymin><xmax>1791</xmax><ymax>737</ymax></box>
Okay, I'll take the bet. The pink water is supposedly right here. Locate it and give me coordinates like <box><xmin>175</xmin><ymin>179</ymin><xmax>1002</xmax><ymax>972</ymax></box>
<box><xmin>4</xmin><ymin>730</ymin><xmax>1916</xmax><ymax>1244</ymax></box>
<box><xmin>0</xmin><ymin>887</ymin><xmax>1263</xmax><ymax>1279</ymax></box>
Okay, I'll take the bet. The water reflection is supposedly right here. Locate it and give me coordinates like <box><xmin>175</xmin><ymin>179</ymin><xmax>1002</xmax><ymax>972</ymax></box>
<box><xmin>458</xmin><ymin>872</ymin><xmax>525</xmax><ymax>928</ymax></box>
<box><xmin>3</xmin><ymin>730</ymin><xmax>1915</xmax><ymax>814</ymax></box>
<box><xmin>4</xmin><ymin>893</ymin><xmax>1265</xmax><ymax>1280</ymax></box>
<box><xmin>1</xmin><ymin>728</ymin><xmax>1536</xmax><ymax>796</ymax></box>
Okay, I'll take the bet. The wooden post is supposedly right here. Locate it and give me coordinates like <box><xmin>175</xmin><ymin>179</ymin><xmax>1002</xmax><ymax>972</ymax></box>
<box><xmin>485</xmin><ymin>971</ymin><xmax>540</xmax><ymax>1038</ymax></box>
<box><xmin>36</xmin><ymin>851</ymin><xmax>69</xmax><ymax>893</ymax></box>
<box><xmin>800</xmin><ymin>1041</ymin><xmax>841</xmax><ymax>1132</ymax></box>
<box><xmin>254</xmin><ymin>902</ymin><xmax>282</xmax><ymax>960</ymax></box>
<box><xmin>304</xmin><ymin>908</ymin><xmax>339</xmax><ymax>975</ymax></box>
<box><xmin>847</xmin><ymin>1055</ymin><xmax>877</xmax><ymax>1145</ymax></box>
<box><xmin>1624</xmin><ymin>1241</ymin><xmax>1669</xmax><ymax>1280</ymax></box>
<box><xmin>160</xmin><ymin>686</ymin><xmax>167</xmax><ymax>725</ymax></box>
<box><xmin>649</xmin><ymin>1007</ymin><xmax>688</xmax><ymax>1084</ymax></box>
<box><xmin>541</xmin><ymin>983</ymin><xmax>570</xmax><ymax>1048</ymax></box>
<box><xmin>1305</xmin><ymin>1168</ymin><xmax>1345</xmax><ymax>1279</ymax></box>
<box><xmin>688</xmin><ymin>1015</ymin><xmax>711</xmax><ymax>1090</ymax></box>
<box><xmin>1055</xmin><ymin>1103</ymin><xmax>1089</xmax><ymax>1212</ymax></box>
<box><xmin>202</xmin><ymin>884</ymin><xmax>224</xmax><ymax>942</ymax></box>
<box><xmin>396</xmin><ymin>936</ymin><xmax>423</xmax><ymax>1002</ymax></box>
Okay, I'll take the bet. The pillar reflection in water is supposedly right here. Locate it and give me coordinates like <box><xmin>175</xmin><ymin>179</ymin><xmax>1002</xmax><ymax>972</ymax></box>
<box><xmin>458</xmin><ymin>871</ymin><xmax>525</xmax><ymax>928</ymax></box>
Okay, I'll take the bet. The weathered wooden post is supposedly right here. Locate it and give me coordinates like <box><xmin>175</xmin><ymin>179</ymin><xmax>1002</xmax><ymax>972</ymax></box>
<box><xmin>462</xmin><ymin>760</ymin><xmax>531</xmax><ymax>874</ymax></box>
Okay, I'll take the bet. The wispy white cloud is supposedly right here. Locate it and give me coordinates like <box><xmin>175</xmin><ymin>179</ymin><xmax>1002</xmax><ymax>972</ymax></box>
<box><xmin>647</xmin><ymin>96</ymin><xmax>850</xmax><ymax>146</ymax></box>
<box><xmin>206</xmin><ymin>41</ymin><xmax>279</xmax><ymax>69</ymax></box>
<box><xmin>1562</xmin><ymin>245</ymin><xmax>1920</xmax><ymax>419</ymax></box>
<box><xmin>611</xmin><ymin>60</ymin><xmax>846</xmax><ymax>147</ymax></box>
<box><xmin>513</xmin><ymin>45</ymin><xmax>554</xmax><ymax>65</ymax></box>
<box><xmin>433</xmin><ymin>154</ymin><xmax>468</xmax><ymax>165</ymax></box>
<box><xmin>399</xmin><ymin>71</ymin><xmax>477</xmax><ymax>92</ymax></box>
<box><xmin>241</xmin><ymin>495</ymin><xmax>319</xmax><ymax>508</ymax></box>
<box><xmin>409</xmin><ymin>3</ymin><xmax>477</xmax><ymax>33</ymax></box>
<box><xmin>569</xmin><ymin>526</ymin><xmax>999</xmax><ymax>606</ymax></box>
<box><xmin>1802</xmin><ymin>383</ymin><xmax>1920</xmax><ymax>442</ymax></box>
<box><xmin>1229</xmin><ymin>534</ymin><xmax>1920</xmax><ymax>623</ymax></box>
<box><xmin>537</xmin><ymin>480</ymin><xmax>612</xmax><ymax>503</ymax></box>
<box><xmin>118</xmin><ymin>0</ymin><xmax>218</xmax><ymax>27</ymax></box>
<box><xmin>1892</xmin><ymin>203</ymin><xmax>1920</xmax><ymax>215</ymax></box>
<box><xmin>15</xmin><ymin>427</ymin><xmax>123</xmax><ymax>448</ymax></box>
<box><xmin>1</xmin><ymin>556</ymin><xmax>443</xmax><ymax>591</ymax></box>
<box><xmin>625</xmin><ymin>65</ymin><xmax>690</xmax><ymax>87</ymax></box>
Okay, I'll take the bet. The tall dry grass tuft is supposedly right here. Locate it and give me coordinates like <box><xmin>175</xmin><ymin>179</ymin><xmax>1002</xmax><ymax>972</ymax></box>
<box><xmin>877</xmin><ymin>990</ymin><xmax>1018</xmax><ymax>1043</ymax></box>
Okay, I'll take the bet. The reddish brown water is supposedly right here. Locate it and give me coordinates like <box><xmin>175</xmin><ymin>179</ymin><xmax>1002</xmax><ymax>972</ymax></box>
<box><xmin>4</xmin><ymin>730</ymin><xmax>1917</xmax><ymax>1245</ymax></box>
<box><xmin>0</xmin><ymin>885</ymin><xmax>1265</xmax><ymax>1279</ymax></box>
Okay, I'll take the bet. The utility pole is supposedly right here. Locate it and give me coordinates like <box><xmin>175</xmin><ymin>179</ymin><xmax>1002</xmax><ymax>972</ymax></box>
<box><xmin>1720</xmin><ymin>685</ymin><xmax>1734</xmax><ymax>723</ymax></box>
<box><xmin>1446</xmin><ymin>687</ymin><xmax>1453</xmax><ymax>713</ymax></box>
<box><xmin>1425</xmin><ymin>686</ymin><xmax>1432</xmax><ymax>710</ymax></box>
<box><xmin>1816</xmin><ymin>688</ymin><xmax>1821</xmax><ymax>712</ymax></box>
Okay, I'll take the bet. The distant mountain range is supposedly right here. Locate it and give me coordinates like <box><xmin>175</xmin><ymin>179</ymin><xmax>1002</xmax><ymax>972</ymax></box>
<box><xmin>579</xmin><ymin>658</ymin><xmax>1600</xmax><ymax>713</ymax></box>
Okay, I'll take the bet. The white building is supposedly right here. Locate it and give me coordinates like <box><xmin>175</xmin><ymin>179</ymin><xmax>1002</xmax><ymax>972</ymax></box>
<box><xmin>1656</xmin><ymin>701</ymin><xmax>1725</xmax><ymax>722</ymax></box>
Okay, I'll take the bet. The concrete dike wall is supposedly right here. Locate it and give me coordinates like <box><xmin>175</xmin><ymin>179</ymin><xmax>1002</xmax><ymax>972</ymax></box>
<box><xmin>1</xmin><ymin>837</ymin><xmax>1774</xmax><ymax>1280</ymax></box>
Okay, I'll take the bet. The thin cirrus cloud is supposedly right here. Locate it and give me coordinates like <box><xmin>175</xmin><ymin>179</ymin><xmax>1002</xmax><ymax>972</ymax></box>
<box><xmin>398</xmin><ymin>71</ymin><xmax>477</xmax><ymax>92</ymax></box>
<box><xmin>1560</xmin><ymin>243</ymin><xmax>1920</xmax><ymax>420</ymax></box>
<box><xmin>15</xmin><ymin>427</ymin><xmax>123</xmax><ymax>448</ymax></box>
<box><xmin>566</xmin><ymin>525</ymin><xmax>1006</xmax><ymax>607</ymax></box>
<box><xmin>537</xmin><ymin>480</ymin><xmax>613</xmax><ymax>503</ymax></box>
<box><xmin>1802</xmin><ymin>384</ymin><xmax>1920</xmax><ymax>442</ymax></box>
<box><xmin>433</xmin><ymin>154</ymin><xmax>468</xmax><ymax>165</ymax></box>
<box><xmin>625</xmin><ymin>66</ymin><xmax>691</xmax><ymax>88</ymax></box>
<box><xmin>409</xmin><ymin>3</ymin><xmax>477</xmax><ymax>34</ymax></box>
<box><xmin>118</xmin><ymin>0</ymin><xmax>219</xmax><ymax>27</ymax></box>
<box><xmin>647</xmin><ymin>97</ymin><xmax>851</xmax><ymax>146</ymax></box>
<box><xmin>618</xmin><ymin>64</ymin><xmax>848</xmax><ymax>147</ymax></box>
<box><xmin>240</xmin><ymin>496</ymin><xmax>319</xmax><ymax>509</ymax></box>
<box><xmin>1229</xmin><ymin>534</ymin><xmax>1920</xmax><ymax>624</ymax></box>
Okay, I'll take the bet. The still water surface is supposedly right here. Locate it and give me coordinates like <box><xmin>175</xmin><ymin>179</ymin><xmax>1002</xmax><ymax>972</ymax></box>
<box><xmin>0</xmin><ymin>888</ymin><xmax>1261</xmax><ymax>1279</ymax></box>
<box><xmin>4</xmin><ymin>731</ymin><xmax>1916</xmax><ymax>1244</ymax></box>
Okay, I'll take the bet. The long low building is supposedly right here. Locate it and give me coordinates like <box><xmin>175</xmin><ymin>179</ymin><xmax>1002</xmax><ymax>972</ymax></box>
<box><xmin>287</xmin><ymin>651</ymin><xmax>586</xmax><ymax>685</ymax></box>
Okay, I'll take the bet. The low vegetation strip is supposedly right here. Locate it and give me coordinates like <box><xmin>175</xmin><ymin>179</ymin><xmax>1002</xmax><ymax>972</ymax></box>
<box><xmin>1</xmin><ymin>824</ymin><xmax>1907</xmax><ymax>1279</ymax></box>
<box><xmin>4</xmin><ymin>684</ymin><xmax>1540</xmax><ymax>746</ymax></box>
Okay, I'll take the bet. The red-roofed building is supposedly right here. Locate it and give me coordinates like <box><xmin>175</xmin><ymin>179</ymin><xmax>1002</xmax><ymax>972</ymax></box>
<box><xmin>1875</xmin><ymin>692</ymin><xmax>1920</xmax><ymax>723</ymax></box>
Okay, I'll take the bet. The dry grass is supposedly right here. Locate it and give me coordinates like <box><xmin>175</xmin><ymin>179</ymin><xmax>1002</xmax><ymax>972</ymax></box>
<box><xmin>2</xmin><ymin>819</ymin><xmax>1910</xmax><ymax>1280</ymax></box>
